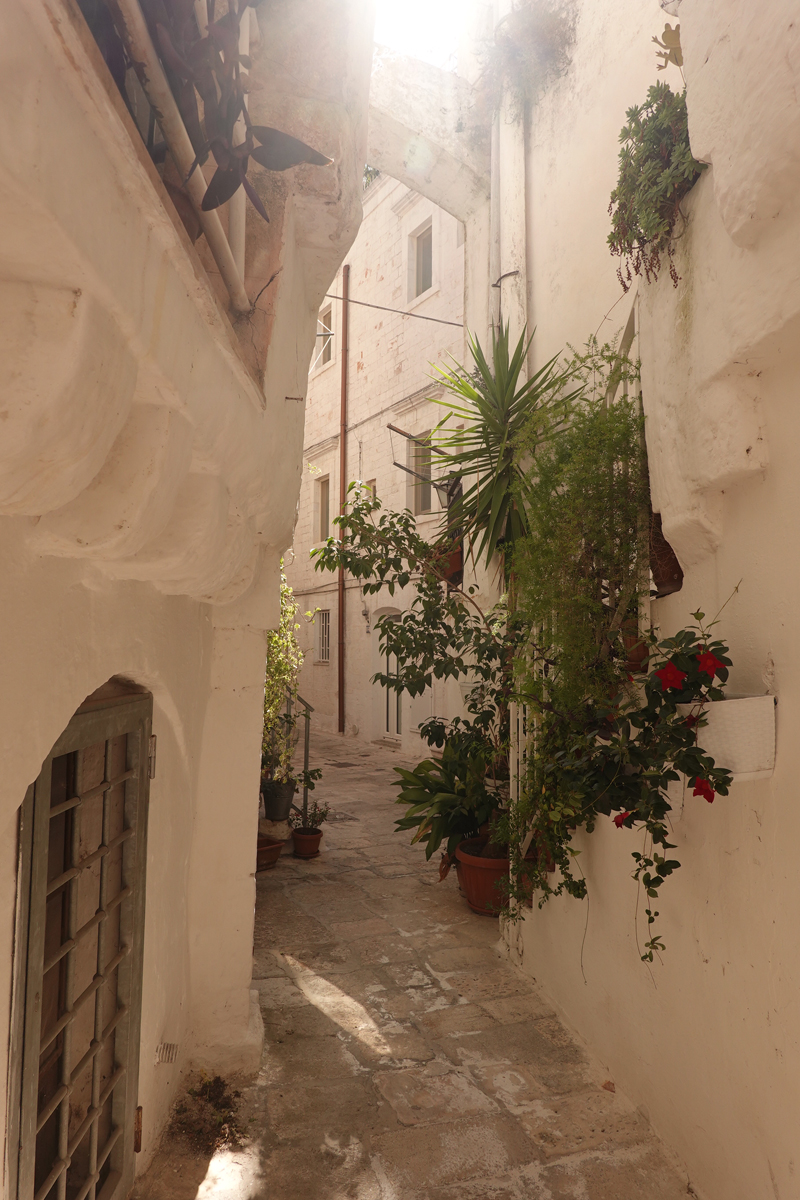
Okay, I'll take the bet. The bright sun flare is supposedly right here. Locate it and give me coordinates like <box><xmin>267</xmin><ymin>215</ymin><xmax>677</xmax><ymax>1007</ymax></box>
<box><xmin>374</xmin><ymin>0</ymin><xmax>466</xmax><ymax>69</ymax></box>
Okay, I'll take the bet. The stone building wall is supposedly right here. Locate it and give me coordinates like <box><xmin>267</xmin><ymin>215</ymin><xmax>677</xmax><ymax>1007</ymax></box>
<box><xmin>288</xmin><ymin>174</ymin><xmax>466</xmax><ymax>749</ymax></box>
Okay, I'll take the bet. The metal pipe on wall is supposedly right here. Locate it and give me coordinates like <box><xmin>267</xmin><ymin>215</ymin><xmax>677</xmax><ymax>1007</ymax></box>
<box><xmin>337</xmin><ymin>264</ymin><xmax>350</xmax><ymax>734</ymax></box>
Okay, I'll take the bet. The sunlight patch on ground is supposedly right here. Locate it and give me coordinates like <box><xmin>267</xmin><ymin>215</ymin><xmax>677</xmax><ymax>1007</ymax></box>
<box><xmin>283</xmin><ymin>954</ymin><xmax>392</xmax><ymax>1056</ymax></box>
<box><xmin>193</xmin><ymin>1145</ymin><xmax>263</xmax><ymax>1200</ymax></box>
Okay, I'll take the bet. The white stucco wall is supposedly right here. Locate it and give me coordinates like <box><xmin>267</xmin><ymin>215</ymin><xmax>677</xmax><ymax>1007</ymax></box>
<box><xmin>287</xmin><ymin>175</ymin><xmax>467</xmax><ymax>750</ymax></box>
<box><xmin>0</xmin><ymin>0</ymin><xmax>372</xmax><ymax>1183</ymax></box>
<box><xmin>506</xmin><ymin>3</ymin><xmax>800</xmax><ymax>1199</ymax></box>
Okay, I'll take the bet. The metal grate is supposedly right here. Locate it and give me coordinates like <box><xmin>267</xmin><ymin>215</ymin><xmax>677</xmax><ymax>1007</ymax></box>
<box><xmin>154</xmin><ymin>1043</ymin><xmax>178</xmax><ymax>1066</ymax></box>
<box><xmin>9</xmin><ymin>695</ymin><xmax>152</xmax><ymax>1200</ymax></box>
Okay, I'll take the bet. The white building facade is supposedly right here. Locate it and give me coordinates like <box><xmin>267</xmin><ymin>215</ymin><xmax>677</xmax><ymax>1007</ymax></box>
<box><xmin>0</xmin><ymin>0</ymin><xmax>371</xmax><ymax>1193</ymax></box>
<box><xmin>294</xmin><ymin>3</ymin><xmax>800</xmax><ymax>1198</ymax></box>
<box><xmin>288</xmin><ymin>174</ymin><xmax>468</xmax><ymax>750</ymax></box>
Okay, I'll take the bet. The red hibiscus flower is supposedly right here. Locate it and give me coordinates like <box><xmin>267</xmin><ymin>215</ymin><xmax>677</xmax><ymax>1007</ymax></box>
<box><xmin>692</xmin><ymin>777</ymin><xmax>715</xmax><ymax>803</ymax></box>
<box><xmin>654</xmin><ymin>661</ymin><xmax>687</xmax><ymax>691</ymax></box>
<box><xmin>696</xmin><ymin>650</ymin><xmax>724</xmax><ymax>680</ymax></box>
<box><xmin>613</xmin><ymin>811</ymin><xmax>633</xmax><ymax>828</ymax></box>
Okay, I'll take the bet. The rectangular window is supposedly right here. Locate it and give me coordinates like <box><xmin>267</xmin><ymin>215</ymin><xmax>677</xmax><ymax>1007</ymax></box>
<box><xmin>318</xmin><ymin>306</ymin><xmax>333</xmax><ymax>365</ymax></box>
<box><xmin>411</xmin><ymin>432</ymin><xmax>433</xmax><ymax>515</ymax></box>
<box><xmin>317</xmin><ymin>610</ymin><xmax>331</xmax><ymax>662</ymax></box>
<box><xmin>318</xmin><ymin>476</ymin><xmax>330</xmax><ymax>541</ymax></box>
<box><xmin>414</xmin><ymin>224</ymin><xmax>433</xmax><ymax>297</ymax></box>
<box><xmin>365</xmin><ymin>478</ymin><xmax>377</xmax><ymax>501</ymax></box>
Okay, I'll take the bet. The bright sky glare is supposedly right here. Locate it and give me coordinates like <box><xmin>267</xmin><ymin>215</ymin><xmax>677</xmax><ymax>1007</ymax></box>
<box><xmin>374</xmin><ymin>0</ymin><xmax>465</xmax><ymax>69</ymax></box>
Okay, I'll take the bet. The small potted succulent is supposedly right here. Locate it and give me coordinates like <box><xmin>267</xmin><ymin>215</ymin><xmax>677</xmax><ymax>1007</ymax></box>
<box><xmin>290</xmin><ymin>797</ymin><xmax>330</xmax><ymax>859</ymax></box>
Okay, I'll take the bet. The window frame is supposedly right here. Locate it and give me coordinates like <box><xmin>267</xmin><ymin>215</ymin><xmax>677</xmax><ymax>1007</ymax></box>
<box><xmin>316</xmin><ymin>610</ymin><xmax>331</xmax><ymax>663</ymax></box>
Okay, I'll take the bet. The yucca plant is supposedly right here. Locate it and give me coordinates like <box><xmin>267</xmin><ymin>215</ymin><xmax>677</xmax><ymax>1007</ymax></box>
<box><xmin>430</xmin><ymin>322</ymin><xmax>581</xmax><ymax>581</ymax></box>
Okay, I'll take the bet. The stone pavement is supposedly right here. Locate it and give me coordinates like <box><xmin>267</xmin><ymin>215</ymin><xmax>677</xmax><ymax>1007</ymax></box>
<box><xmin>136</xmin><ymin>731</ymin><xmax>695</xmax><ymax>1200</ymax></box>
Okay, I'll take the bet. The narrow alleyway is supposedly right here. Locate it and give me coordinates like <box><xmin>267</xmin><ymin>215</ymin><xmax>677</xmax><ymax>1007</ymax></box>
<box><xmin>137</xmin><ymin>732</ymin><xmax>694</xmax><ymax>1200</ymax></box>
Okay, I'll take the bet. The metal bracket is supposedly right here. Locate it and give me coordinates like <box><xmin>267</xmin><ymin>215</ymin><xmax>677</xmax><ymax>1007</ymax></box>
<box><xmin>148</xmin><ymin>735</ymin><xmax>157</xmax><ymax>780</ymax></box>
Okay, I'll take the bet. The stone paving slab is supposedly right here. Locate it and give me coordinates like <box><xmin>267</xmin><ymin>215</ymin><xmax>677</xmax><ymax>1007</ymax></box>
<box><xmin>133</xmin><ymin>731</ymin><xmax>694</xmax><ymax>1200</ymax></box>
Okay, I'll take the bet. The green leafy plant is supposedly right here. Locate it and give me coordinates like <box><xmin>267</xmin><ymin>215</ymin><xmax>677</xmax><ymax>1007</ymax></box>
<box><xmin>431</xmin><ymin>322</ymin><xmax>581</xmax><ymax>579</ymax></box>
<box><xmin>608</xmin><ymin>81</ymin><xmax>706</xmax><ymax>290</ymax></box>
<box><xmin>515</xmin><ymin>338</ymin><xmax>649</xmax><ymax>716</ymax></box>
<box><xmin>312</xmin><ymin>484</ymin><xmax>526</xmax><ymax>773</ymax></box>
<box><xmin>289</xmin><ymin>798</ymin><xmax>329</xmax><ymax>831</ymax></box>
<box><xmin>393</xmin><ymin>735</ymin><xmax>496</xmax><ymax>860</ymax></box>
<box><xmin>262</xmin><ymin>562</ymin><xmax>305</xmax><ymax>784</ymax></box>
<box><xmin>510</xmin><ymin>616</ymin><xmax>733</xmax><ymax>960</ymax></box>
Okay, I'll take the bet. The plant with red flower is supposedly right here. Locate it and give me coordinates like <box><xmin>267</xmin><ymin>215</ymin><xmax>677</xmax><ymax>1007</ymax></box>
<box><xmin>654</xmin><ymin>660</ymin><xmax>687</xmax><ymax>690</ymax></box>
<box><xmin>613</xmin><ymin>811</ymin><xmax>634</xmax><ymax>828</ymax></box>
<box><xmin>684</xmin><ymin>713</ymin><xmax>700</xmax><ymax>729</ymax></box>
<box><xmin>692</xmin><ymin>777</ymin><xmax>715</xmax><ymax>803</ymax></box>
<box><xmin>696</xmin><ymin>650</ymin><xmax>724</xmax><ymax>680</ymax></box>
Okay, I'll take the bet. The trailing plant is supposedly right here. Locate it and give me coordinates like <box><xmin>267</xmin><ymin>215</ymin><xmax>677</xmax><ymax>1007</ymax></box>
<box><xmin>508</xmin><ymin>616</ymin><xmax>733</xmax><ymax>961</ymax></box>
<box><xmin>608</xmin><ymin>81</ymin><xmax>706</xmax><ymax>290</ymax></box>
<box><xmin>514</xmin><ymin>337</ymin><xmax>649</xmax><ymax>717</ymax></box>
<box><xmin>477</xmin><ymin>0</ymin><xmax>576</xmax><ymax>117</ymax></box>
<box><xmin>262</xmin><ymin>562</ymin><xmax>305</xmax><ymax>784</ymax></box>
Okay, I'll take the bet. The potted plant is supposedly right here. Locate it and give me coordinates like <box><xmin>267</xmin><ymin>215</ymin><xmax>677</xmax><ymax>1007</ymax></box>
<box><xmin>393</xmin><ymin>732</ymin><xmax>525</xmax><ymax>915</ymax></box>
<box><xmin>290</xmin><ymin>798</ymin><xmax>330</xmax><ymax>859</ymax></box>
<box><xmin>261</xmin><ymin>565</ymin><xmax>314</xmax><ymax>821</ymax></box>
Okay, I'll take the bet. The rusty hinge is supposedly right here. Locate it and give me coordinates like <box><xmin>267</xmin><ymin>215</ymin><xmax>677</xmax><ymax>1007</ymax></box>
<box><xmin>134</xmin><ymin>1105</ymin><xmax>142</xmax><ymax>1153</ymax></box>
<box><xmin>148</xmin><ymin>735</ymin><xmax>157</xmax><ymax>780</ymax></box>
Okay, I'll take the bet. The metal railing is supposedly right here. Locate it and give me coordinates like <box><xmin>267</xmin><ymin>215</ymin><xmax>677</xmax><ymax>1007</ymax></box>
<box><xmin>284</xmin><ymin>691</ymin><xmax>314</xmax><ymax>822</ymax></box>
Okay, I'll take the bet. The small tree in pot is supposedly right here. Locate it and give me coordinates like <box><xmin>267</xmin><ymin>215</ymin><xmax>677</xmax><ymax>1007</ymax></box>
<box><xmin>261</xmin><ymin>564</ymin><xmax>321</xmax><ymax>820</ymax></box>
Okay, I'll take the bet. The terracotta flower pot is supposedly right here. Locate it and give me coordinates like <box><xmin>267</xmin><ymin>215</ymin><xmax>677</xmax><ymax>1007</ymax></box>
<box><xmin>292</xmin><ymin>827</ymin><xmax>323</xmax><ymax>859</ymax></box>
<box><xmin>256</xmin><ymin>836</ymin><xmax>285</xmax><ymax>871</ymax></box>
<box><xmin>455</xmin><ymin>838</ymin><xmax>509</xmax><ymax>916</ymax></box>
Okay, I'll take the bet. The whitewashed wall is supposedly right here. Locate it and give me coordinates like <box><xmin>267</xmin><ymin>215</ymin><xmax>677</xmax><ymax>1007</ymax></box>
<box><xmin>288</xmin><ymin>175</ymin><xmax>466</xmax><ymax>750</ymax></box>
<box><xmin>0</xmin><ymin>0</ymin><xmax>372</xmax><ymax>1181</ymax></box>
<box><xmin>512</xmin><ymin>3</ymin><xmax>800</xmax><ymax>1199</ymax></box>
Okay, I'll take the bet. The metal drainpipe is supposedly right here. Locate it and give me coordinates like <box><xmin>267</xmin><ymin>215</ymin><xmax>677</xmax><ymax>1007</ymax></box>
<box><xmin>337</xmin><ymin>265</ymin><xmax>350</xmax><ymax>734</ymax></box>
<box><xmin>114</xmin><ymin>0</ymin><xmax>251</xmax><ymax>314</ymax></box>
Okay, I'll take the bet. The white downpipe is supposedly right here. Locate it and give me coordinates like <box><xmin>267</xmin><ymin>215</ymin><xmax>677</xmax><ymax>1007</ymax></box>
<box><xmin>115</xmin><ymin>0</ymin><xmax>251</xmax><ymax>314</ymax></box>
<box><xmin>227</xmin><ymin>13</ymin><xmax>250</xmax><ymax>280</ymax></box>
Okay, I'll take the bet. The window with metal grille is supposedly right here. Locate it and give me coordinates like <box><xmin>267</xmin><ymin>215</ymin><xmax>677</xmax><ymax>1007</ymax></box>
<box><xmin>316</xmin><ymin>610</ymin><xmax>331</xmax><ymax>663</ymax></box>
<box><xmin>8</xmin><ymin>692</ymin><xmax>152</xmax><ymax>1200</ymax></box>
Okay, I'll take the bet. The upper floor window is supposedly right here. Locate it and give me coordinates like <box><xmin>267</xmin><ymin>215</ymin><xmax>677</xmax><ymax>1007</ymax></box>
<box><xmin>317</xmin><ymin>476</ymin><xmax>330</xmax><ymax>541</ymax></box>
<box><xmin>316</xmin><ymin>610</ymin><xmax>331</xmax><ymax>662</ymax></box>
<box><xmin>410</xmin><ymin>433</ymin><xmax>433</xmax><ymax>515</ymax></box>
<box><xmin>317</xmin><ymin>306</ymin><xmax>333</xmax><ymax>366</ymax></box>
<box><xmin>411</xmin><ymin>222</ymin><xmax>433</xmax><ymax>298</ymax></box>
